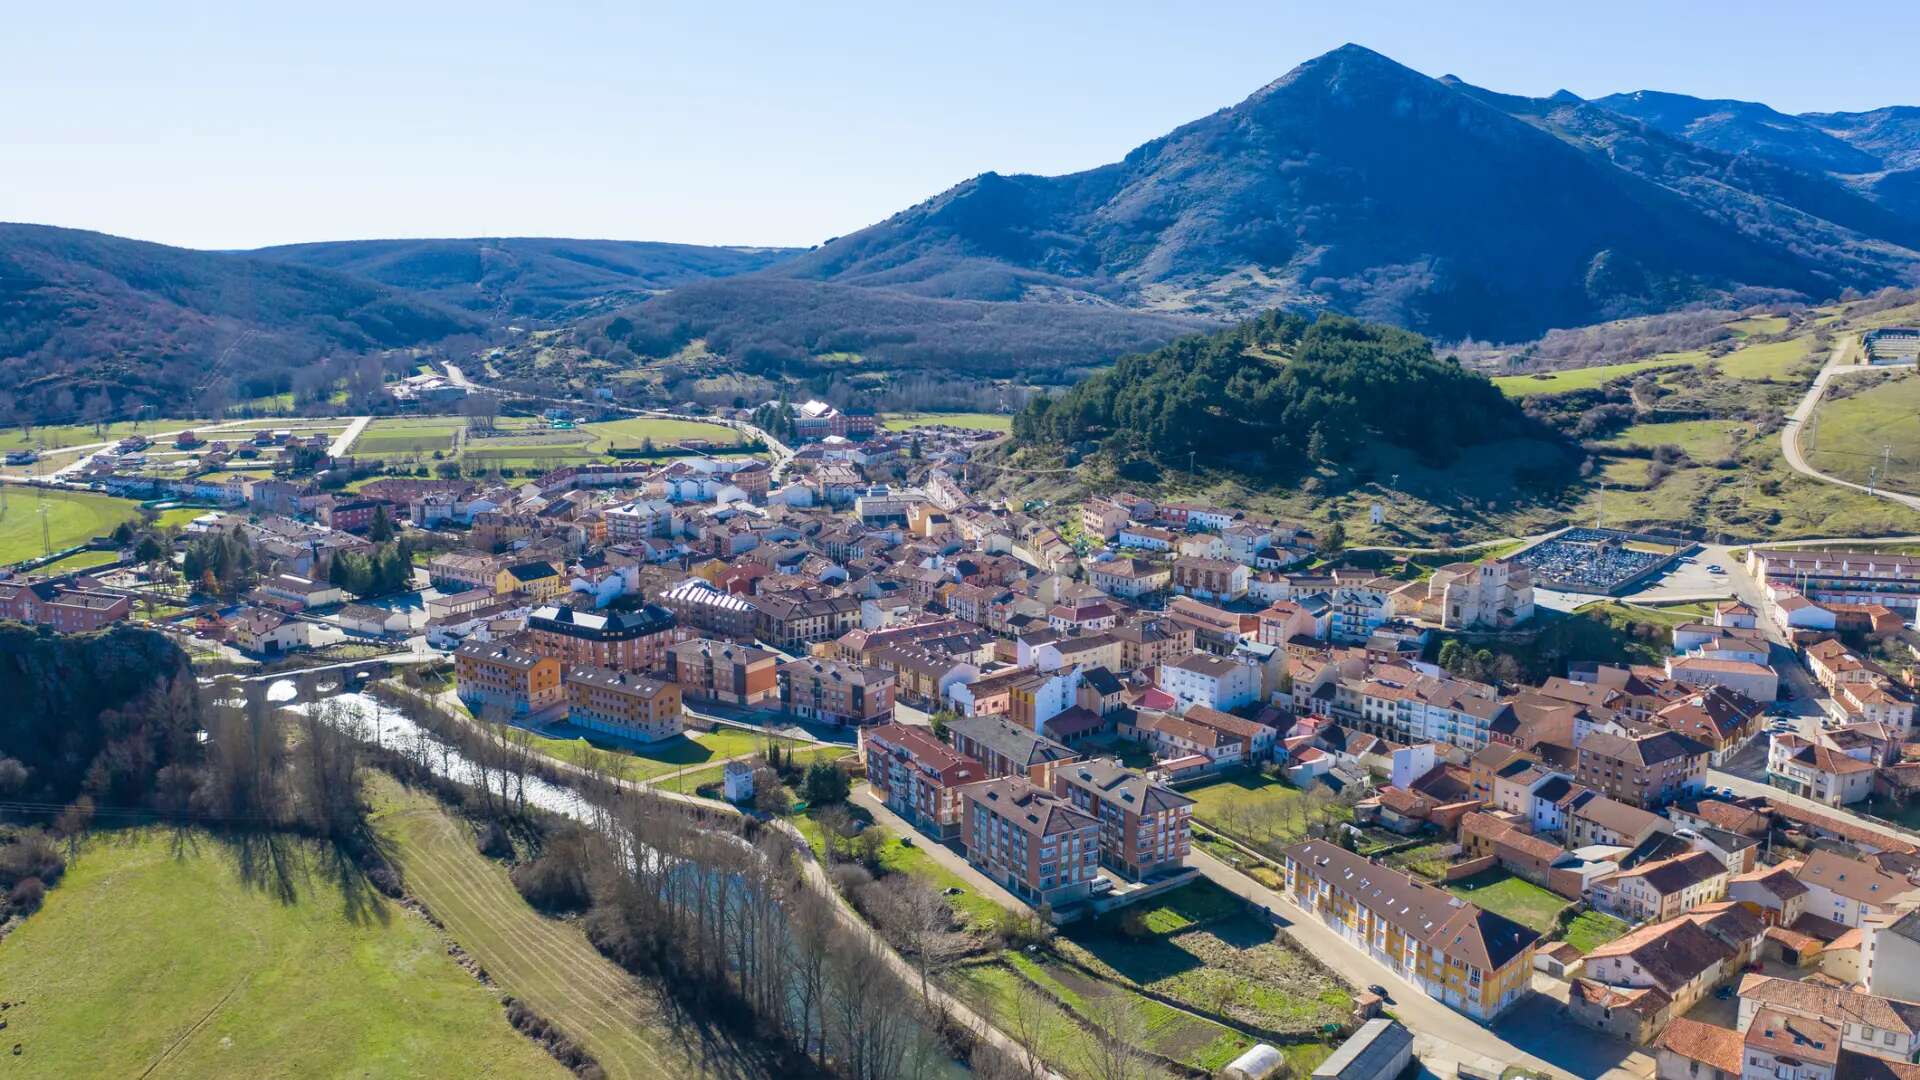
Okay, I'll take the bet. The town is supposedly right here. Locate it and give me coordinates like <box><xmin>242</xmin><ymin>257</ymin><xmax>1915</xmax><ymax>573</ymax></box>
<box><xmin>5</xmin><ymin>369</ymin><xmax>1920</xmax><ymax>1080</ymax></box>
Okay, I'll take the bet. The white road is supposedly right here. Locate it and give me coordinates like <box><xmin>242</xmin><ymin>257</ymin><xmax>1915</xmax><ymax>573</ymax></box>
<box><xmin>328</xmin><ymin>415</ymin><xmax>373</xmax><ymax>457</ymax></box>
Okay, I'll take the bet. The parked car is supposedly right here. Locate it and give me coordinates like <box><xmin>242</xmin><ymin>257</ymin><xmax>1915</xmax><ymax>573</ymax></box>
<box><xmin>1366</xmin><ymin>984</ymin><xmax>1391</xmax><ymax>1000</ymax></box>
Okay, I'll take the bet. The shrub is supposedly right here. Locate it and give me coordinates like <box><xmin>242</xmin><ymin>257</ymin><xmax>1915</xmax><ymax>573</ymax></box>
<box><xmin>509</xmin><ymin>829</ymin><xmax>594</xmax><ymax>913</ymax></box>
<box><xmin>8</xmin><ymin>876</ymin><xmax>46</xmax><ymax>914</ymax></box>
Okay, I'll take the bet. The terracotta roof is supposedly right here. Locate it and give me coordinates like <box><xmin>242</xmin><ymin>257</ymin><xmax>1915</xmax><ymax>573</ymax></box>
<box><xmin>1745</xmin><ymin>1007</ymin><xmax>1840</xmax><ymax>1067</ymax></box>
<box><xmin>1738</xmin><ymin>974</ymin><xmax>1920</xmax><ymax>1037</ymax></box>
<box><xmin>1654</xmin><ymin>1018</ymin><xmax>1743</xmax><ymax>1074</ymax></box>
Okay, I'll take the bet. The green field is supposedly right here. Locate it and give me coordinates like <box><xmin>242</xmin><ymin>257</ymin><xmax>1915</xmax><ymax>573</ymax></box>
<box><xmin>25</xmin><ymin>547</ymin><xmax>121</xmax><ymax>575</ymax></box>
<box><xmin>1718</xmin><ymin>337</ymin><xmax>1815</xmax><ymax>380</ymax></box>
<box><xmin>584</xmin><ymin>416</ymin><xmax>745</xmax><ymax>448</ymax></box>
<box><xmin>661</xmin><ymin>742</ymin><xmax>852</xmax><ymax>797</ymax></box>
<box><xmin>945</xmin><ymin>952</ymin><xmax>1265</xmax><ymax>1078</ymax></box>
<box><xmin>1597</xmin><ymin>419</ymin><xmax>1746</xmax><ymax>460</ymax></box>
<box><xmin>0</xmin><ymin>417</ymin><xmax>216</xmax><ymax>453</ymax></box>
<box><xmin>881</xmin><ymin>412</ymin><xmax>1013</xmax><ymax>433</ymax></box>
<box><xmin>1728</xmin><ymin>315</ymin><xmax>1791</xmax><ymax>337</ymax></box>
<box><xmin>373</xmin><ymin>777</ymin><xmax>720</xmax><ymax>1079</ymax></box>
<box><xmin>352</xmin><ymin>415</ymin><xmax>749</xmax><ymax>473</ymax></box>
<box><xmin>1182</xmin><ymin>772</ymin><xmax>1351</xmax><ymax>858</ymax></box>
<box><xmin>510</xmin><ymin>723</ymin><xmax>800</xmax><ymax>784</ymax></box>
<box><xmin>1063</xmin><ymin>893</ymin><xmax>1351</xmax><ymax>1042</ymax></box>
<box><xmin>0</xmin><ymin>488</ymin><xmax>153</xmax><ymax>564</ymax></box>
<box><xmin>1445</xmin><ymin>870</ymin><xmax>1567</xmax><ymax>933</ymax></box>
<box><xmin>0</xmin><ymin>827</ymin><xmax>562</xmax><ymax>1079</ymax></box>
<box><xmin>1560</xmin><ymin>910</ymin><xmax>1631</xmax><ymax>953</ymax></box>
<box><xmin>349</xmin><ymin>418</ymin><xmax>464</xmax><ymax>456</ymax></box>
<box><xmin>1804</xmin><ymin>371</ymin><xmax>1920</xmax><ymax>495</ymax></box>
<box><xmin>1494</xmin><ymin>352</ymin><xmax>1705</xmax><ymax>397</ymax></box>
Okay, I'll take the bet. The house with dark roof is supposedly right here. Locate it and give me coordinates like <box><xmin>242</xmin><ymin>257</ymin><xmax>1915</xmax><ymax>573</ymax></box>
<box><xmin>1574</xmin><ymin>729</ymin><xmax>1710</xmax><ymax>808</ymax></box>
<box><xmin>947</xmin><ymin>714</ymin><xmax>1081</xmax><ymax>787</ymax></box>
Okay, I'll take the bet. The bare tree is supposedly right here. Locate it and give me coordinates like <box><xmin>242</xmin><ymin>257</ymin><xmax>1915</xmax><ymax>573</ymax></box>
<box><xmin>1078</xmin><ymin>993</ymin><xmax>1156</xmax><ymax>1080</ymax></box>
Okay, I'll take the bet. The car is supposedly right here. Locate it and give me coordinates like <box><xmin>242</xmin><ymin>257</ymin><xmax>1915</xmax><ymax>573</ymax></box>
<box><xmin>1716</xmin><ymin>985</ymin><xmax>1734</xmax><ymax>1000</ymax></box>
<box><xmin>898</xmin><ymin>836</ymin><xmax>914</xmax><ymax>847</ymax></box>
<box><xmin>1707</xmin><ymin>564</ymin><xmax>1724</xmax><ymax>573</ymax></box>
<box><xmin>1366</xmin><ymin>984</ymin><xmax>1392</xmax><ymax>1000</ymax></box>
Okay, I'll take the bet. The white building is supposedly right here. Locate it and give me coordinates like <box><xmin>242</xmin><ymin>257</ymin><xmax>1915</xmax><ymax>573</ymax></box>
<box><xmin>1157</xmin><ymin>652</ymin><xmax>1259</xmax><ymax>712</ymax></box>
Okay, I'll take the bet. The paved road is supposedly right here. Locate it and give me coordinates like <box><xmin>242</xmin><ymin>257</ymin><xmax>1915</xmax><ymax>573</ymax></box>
<box><xmin>1187</xmin><ymin>849</ymin><xmax>1653</xmax><ymax>1080</ymax></box>
<box><xmin>329</xmin><ymin>414</ymin><xmax>373</xmax><ymax>457</ymax></box>
<box><xmin>1781</xmin><ymin>336</ymin><xmax>1920</xmax><ymax>510</ymax></box>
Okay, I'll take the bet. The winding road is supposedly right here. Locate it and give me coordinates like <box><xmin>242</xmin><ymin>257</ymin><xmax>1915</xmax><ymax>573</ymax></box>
<box><xmin>1780</xmin><ymin>334</ymin><xmax>1920</xmax><ymax>511</ymax></box>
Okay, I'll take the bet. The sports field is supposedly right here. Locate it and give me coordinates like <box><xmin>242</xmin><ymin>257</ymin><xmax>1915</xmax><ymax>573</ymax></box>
<box><xmin>0</xmin><ymin>827</ymin><xmax>562</xmax><ymax>1078</ymax></box>
<box><xmin>0</xmin><ymin>488</ymin><xmax>150</xmax><ymax>564</ymax></box>
<box><xmin>347</xmin><ymin>418</ymin><xmax>464</xmax><ymax>456</ymax></box>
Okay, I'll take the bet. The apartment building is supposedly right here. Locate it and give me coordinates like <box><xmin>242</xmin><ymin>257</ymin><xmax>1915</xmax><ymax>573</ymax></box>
<box><xmin>1574</xmin><ymin>730</ymin><xmax>1709</xmax><ymax>808</ymax></box>
<box><xmin>1748</xmin><ymin>548</ymin><xmax>1920</xmax><ymax>613</ymax></box>
<box><xmin>1158</xmin><ymin>652</ymin><xmax>1260</xmax><ymax>712</ymax></box>
<box><xmin>1078</xmin><ymin>498</ymin><xmax>1130</xmax><ymax>540</ymax></box>
<box><xmin>960</xmin><ymin>777</ymin><xmax>1101</xmax><ymax>908</ymax></box>
<box><xmin>658</xmin><ymin>578</ymin><xmax>759</xmax><ymax>639</ymax></box>
<box><xmin>1283</xmin><ymin>840</ymin><xmax>1538</xmax><ymax>1021</ymax></box>
<box><xmin>1087</xmin><ymin>557</ymin><xmax>1169</xmax><ymax>600</ymax></box>
<box><xmin>524</xmin><ymin>602</ymin><xmax>679</xmax><ymax>672</ymax></box>
<box><xmin>455</xmin><ymin>638</ymin><xmax>564</xmax><ymax>716</ymax></box>
<box><xmin>860</xmin><ymin>722</ymin><xmax>985</xmax><ymax>839</ymax></box>
<box><xmin>601</xmin><ymin>497</ymin><xmax>677</xmax><ymax>543</ymax></box>
<box><xmin>753</xmin><ymin>591</ymin><xmax>863</xmax><ymax>649</ymax></box>
<box><xmin>1796</xmin><ymin>850</ymin><xmax>1920</xmax><ymax>930</ymax></box>
<box><xmin>564</xmin><ymin>666</ymin><xmax>684</xmax><ymax>743</ymax></box>
<box><xmin>777</xmin><ymin>656</ymin><xmax>896</xmax><ymax>726</ymax></box>
<box><xmin>1053</xmin><ymin>758</ymin><xmax>1193</xmax><ymax>881</ymax></box>
<box><xmin>1111</xmin><ymin>615</ymin><xmax>1195</xmax><ymax>672</ymax></box>
<box><xmin>1767</xmin><ymin>732</ymin><xmax>1877</xmax><ymax>806</ymax></box>
<box><xmin>664</xmin><ymin>638</ymin><xmax>780</xmax><ymax>705</ymax></box>
<box><xmin>428</xmin><ymin>551</ymin><xmax>509</xmax><ymax>592</ymax></box>
<box><xmin>1171</xmin><ymin>556</ymin><xmax>1249</xmax><ymax>602</ymax></box>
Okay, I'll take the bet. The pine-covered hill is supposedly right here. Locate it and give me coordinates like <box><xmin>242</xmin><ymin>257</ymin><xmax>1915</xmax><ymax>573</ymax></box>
<box><xmin>1013</xmin><ymin>311</ymin><xmax>1552</xmax><ymax>474</ymax></box>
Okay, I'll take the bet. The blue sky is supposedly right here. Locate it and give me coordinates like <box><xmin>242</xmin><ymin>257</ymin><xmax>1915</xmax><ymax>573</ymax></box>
<box><xmin>5</xmin><ymin>2</ymin><xmax>1915</xmax><ymax>250</ymax></box>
